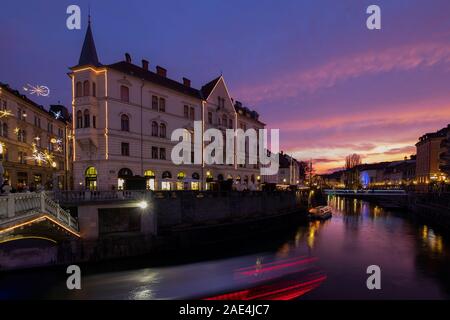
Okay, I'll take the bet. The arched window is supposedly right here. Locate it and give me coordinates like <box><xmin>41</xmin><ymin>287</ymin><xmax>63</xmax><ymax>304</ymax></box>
<box><xmin>192</xmin><ymin>172</ymin><xmax>200</xmax><ymax>180</ymax></box>
<box><xmin>83</xmin><ymin>80</ymin><xmax>90</xmax><ymax>96</ymax></box>
<box><xmin>177</xmin><ymin>172</ymin><xmax>186</xmax><ymax>180</ymax></box>
<box><xmin>75</xmin><ymin>82</ymin><xmax>82</xmax><ymax>97</ymax></box>
<box><xmin>76</xmin><ymin>110</ymin><xmax>82</xmax><ymax>128</ymax></box>
<box><xmin>85</xmin><ymin>166</ymin><xmax>97</xmax><ymax>190</ymax></box>
<box><xmin>120</xmin><ymin>85</ymin><xmax>129</xmax><ymax>102</ymax></box>
<box><xmin>92</xmin><ymin>82</ymin><xmax>96</xmax><ymax>97</ymax></box>
<box><xmin>121</xmin><ymin>114</ymin><xmax>130</xmax><ymax>131</ymax></box>
<box><xmin>83</xmin><ymin>110</ymin><xmax>90</xmax><ymax>128</ymax></box>
<box><xmin>159</xmin><ymin>123</ymin><xmax>166</xmax><ymax>138</ymax></box>
<box><xmin>162</xmin><ymin>171</ymin><xmax>172</xmax><ymax>179</ymax></box>
<box><xmin>151</xmin><ymin>121</ymin><xmax>158</xmax><ymax>137</ymax></box>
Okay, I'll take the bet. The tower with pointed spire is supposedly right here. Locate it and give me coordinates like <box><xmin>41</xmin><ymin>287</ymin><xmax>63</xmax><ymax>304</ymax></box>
<box><xmin>69</xmin><ymin>18</ymin><xmax>266</xmax><ymax>192</ymax></box>
<box><xmin>77</xmin><ymin>16</ymin><xmax>100</xmax><ymax>67</ymax></box>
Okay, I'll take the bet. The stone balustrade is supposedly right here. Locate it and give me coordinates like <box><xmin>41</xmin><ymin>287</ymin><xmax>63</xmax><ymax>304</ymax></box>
<box><xmin>0</xmin><ymin>192</ymin><xmax>79</xmax><ymax>232</ymax></box>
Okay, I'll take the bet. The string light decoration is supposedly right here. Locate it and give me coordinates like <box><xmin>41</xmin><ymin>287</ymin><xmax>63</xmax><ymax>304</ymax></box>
<box><xmin>23</xmin><ymin>84</ymin><xmax>50</xmax><ymax>97</ymax></box>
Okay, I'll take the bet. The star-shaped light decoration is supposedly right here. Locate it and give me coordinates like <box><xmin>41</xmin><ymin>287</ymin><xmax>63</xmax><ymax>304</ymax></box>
<box><xmin>23</xmin><ymin>84</ymin><xmax>50</xmax><ymax>97</ymax></box>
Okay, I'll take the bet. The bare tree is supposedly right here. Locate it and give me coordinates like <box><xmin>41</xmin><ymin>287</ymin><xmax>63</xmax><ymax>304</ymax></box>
<box><xmin>344</xmin><ymin>154</ymin><xmax>362</xmax><ymax>189</ymax></box>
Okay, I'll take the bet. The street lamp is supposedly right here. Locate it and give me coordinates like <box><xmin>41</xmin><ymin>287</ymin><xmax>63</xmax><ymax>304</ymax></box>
<box><xmin>138</xmin><ymin>200</ymin><xmax>148</xmax><ymax>209</ymax></box>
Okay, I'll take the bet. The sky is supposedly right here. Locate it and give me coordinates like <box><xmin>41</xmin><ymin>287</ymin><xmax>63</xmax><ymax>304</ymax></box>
<box><xmin>1</xmin><ymin>0</ymin><xmax>450</xmax><ymax>173</ymax></box>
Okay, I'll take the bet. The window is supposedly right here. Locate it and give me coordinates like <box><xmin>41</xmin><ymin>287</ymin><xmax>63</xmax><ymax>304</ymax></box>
<box><xmin>18</xmin><ymin>151</ymin><xmax>27</xmax><ymax>164</ymax></box>
<box><xmin>151</xmin><ymin>146</ymin><xmax>158</xmax><ymax>159</ymax></box>
<box><xmin>93</xmin><ymin>115</ymin><xmax>96</xmax><ymax>128</ymax></box>
<box><xmin>17</xmin><ymin>108</ymin><xmax>26</xmax><ymax>120</ymax></box>
<box><xmin>36</xmin><ymin>135</ymin><xmax>42</xmax><ymax>147</ymax></box>
<box><xmin>152</xmin><ymin>95</ymin><xmax>158</xmax><ymax>110</ymax></box>
<box><xmin>2</xmin><ymin>122</ymin><xmax>8</xmax><ymax>138</ymax></box>
<box><xmin>48</xmin><ymin>137</ymin><xmax>53</xmax><ymax>151</ymax></box>
<box><xmin>218</xmin><ymin>97</ymin><xmax>225</xmax><ymax>108</ymax></box>
<box><xmin>48</xmin><ymin>122</ymin><xmax>53</xmax><ymax>133</ymax></box>
<box><xmin>34</xmin><ymin>116</ymin><xmax>41</xmax><ymax>128</ymax></box>
<box><xmin>17</xmin><ymin>129</ymin><xmax>26</xmax><ymax>143</ymax></box>
<box><xmin>222</xmin><ymin>115</ymin><xmax>227</xmax><ymax>127</ymax></box>
<box><xmin>83</xmin><ymin>110</ymin><xmax>90</xmax><ymax>128</ymax></box>
<box><xmin>83</xmin><ymin>80</ymin><xmax>90</xmax><ymax>96</ymax></box>
<box><xmin>121</xmin><ymin>114</ymin><xmax>130</xmax><ymax>131</ymax></box>
<box><xmin>229</xmin><ymin>119</ymin><xmax>233</xmax><ymax>129</ymax></box>
<box><xmin>159</xmin><ymin>97</ymin><xmax>166</xmax><ymax>112</ymax></box>
<box><xmin>151</xmin><ymin>121</ymin><xmax>158</xmax><ymax>136</ymax></box>
<box><xmin>92</xmin><ymin>82</ymin><xmax>96</xmax><ymax>97</ymax></box>
<box><xmin>159</xmin><ymin>123</ymin><xmax>166</xmax><ymax>138</ymax></box>
<box><xmin>76</xmin><ymin>110</ymin><xmax>82</xmax><ymax>128</ymax></box>
<box><xmin>121</xmin><ymin>142</ymin><xmax>130</xmax><ymax>156</ymax></box>
<box><xmin>208</xmin><ymin>112</ymin><xmax>213</xmax><ymax>124</ymax></box>
<box><xmin>184</xmin><ymin>105</ymin><xmax>189</xmax><ymax>118</ymax></box>
<box><xmin>57</xmin><ymin>128</ymin><xmax>63</xmax><ymax>138</ymax></box>
<box><xmin>75</xmin><ymin>82</ymin><xmax>82</xmax><ymax>97</ymax></box>
<box><xmin>159</xmin><ymin>148</ymin><xmax>166</xmax><ymax>160</ymax></box>
<box><xmin>120</xmin><ymin>85</ymin><xmax>129</xmax><ymax>102</ymax></box>
<box><xmin>190</xmin><ymin>107</ymin><xmax>195</xmax><ymax>120</ymax></box>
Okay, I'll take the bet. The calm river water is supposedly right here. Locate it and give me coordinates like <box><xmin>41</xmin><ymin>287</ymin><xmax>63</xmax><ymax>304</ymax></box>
<box><xmin>1</xmin><ymin>196</ymin><xmax>450</xmax><ymax>300</ymax></box>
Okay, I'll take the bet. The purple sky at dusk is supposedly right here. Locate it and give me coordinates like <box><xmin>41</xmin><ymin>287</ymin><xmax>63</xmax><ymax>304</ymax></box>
<box><xmin>2</xmin><ymin>0</ymin><xmax>450</xmax><ymax>173</ymax></box>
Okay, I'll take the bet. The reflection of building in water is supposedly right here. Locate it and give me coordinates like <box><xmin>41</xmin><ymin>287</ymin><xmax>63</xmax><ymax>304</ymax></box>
<box><xmin>421</xmin><ymin>225</ymin><xmax>444</xmax><ymax>254</ymax></box>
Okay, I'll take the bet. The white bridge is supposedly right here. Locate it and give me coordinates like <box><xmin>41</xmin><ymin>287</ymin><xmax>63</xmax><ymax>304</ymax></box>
<box><xmin>0</xmin><ymin>192</ymin><xmax>80</xmax><ymax>244</ymax></box>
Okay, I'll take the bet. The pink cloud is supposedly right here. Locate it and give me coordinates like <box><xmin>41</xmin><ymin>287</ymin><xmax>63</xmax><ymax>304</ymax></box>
<box><xmin>235</xmin><ymin>41</ymin><xmax>450</xmax><ymax>104</ymax></box>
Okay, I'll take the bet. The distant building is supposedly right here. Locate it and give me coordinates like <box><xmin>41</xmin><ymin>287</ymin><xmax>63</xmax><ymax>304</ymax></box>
<box><xmin>0</xmin><ymin>83</ymin><xmax>72</xmax><ymax>190</ymax></box>
<box><xmin>70</xmin><ymin>21</ymin><xmax>265</xmax><ymax>191</ymax></box>
<box><xmin>416</xmin><ymin>125</ymin><xmax>449</xmax><ymax>184</ymax></box>
<box><xmin>317</xmin><ymin>170</ymin><xmax>345</xmax><ymax>189</ymax></box>
<box><xmin>262</xmin><ymin>151</ymin><xmax>301</xmax><ymax>186</ymax></box>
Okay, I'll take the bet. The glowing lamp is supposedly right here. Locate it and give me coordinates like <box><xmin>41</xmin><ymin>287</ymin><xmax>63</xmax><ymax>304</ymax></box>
<box><xmin>138</xmin><ymin>201</ymin><xmax>148</xmax><ymax>209</ymax></box>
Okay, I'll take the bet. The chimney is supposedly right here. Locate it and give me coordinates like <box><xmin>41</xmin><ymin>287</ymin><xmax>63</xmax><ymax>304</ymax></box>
<box><xmin>125</xmin><ymin>53</ymin><xmax>132</xmax><ymax>63</ymax></box>
<box><xmin>156</xmin><ymin>66</ymin><xmax>167</xmax><ymax>77</ymax></box>
<box><xmin>183</xmin><ymin>77</ymin><xmax>191</xmax><ymax>87</ymax></box>
<box><xmin>142</xmin><ymin>59</ymin><xmax>149</xmax><ymax>71</ymax></box>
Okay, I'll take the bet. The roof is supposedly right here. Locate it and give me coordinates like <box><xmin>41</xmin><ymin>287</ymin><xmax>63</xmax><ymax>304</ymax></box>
<box><xmin>0</xmin><ymin>82</ymin><xmax>68</xmax><ymax>123</ymax></box>
<box><xmin>200</xmin><ymin>76</ymin><xmax>221</xmax><ymax>99</ymax></box>
<box><xmin>77</xmin><ymin>21</ymin><xmax>100</xmax><ymax>67</ymax></box>
<box><xmin>107</xmin><ymin>61</ymin><xmax>202</xmax><ymax>99</ymax></box>
<box><xmin>416</xmin><ymin>125</ymin><xmax>449</xmax><ymax>145</ymax></box>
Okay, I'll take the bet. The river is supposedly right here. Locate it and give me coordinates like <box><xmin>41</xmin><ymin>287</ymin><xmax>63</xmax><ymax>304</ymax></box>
<box><xmin>1</xmin><ymin>196</ymin><xmax>450</xmax><ymax>300</ymax></box>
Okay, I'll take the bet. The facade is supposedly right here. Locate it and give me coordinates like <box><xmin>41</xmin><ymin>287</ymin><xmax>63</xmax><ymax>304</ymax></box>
<box><xmin>70</xmin><ymin>22</ymin><xmax>265</xmax><ymax>191</ymax></box>
<box><xmin>0</xmin><ymin>83</ymin><xmax>71</xmax><ymax>191</ymax></box>
<box><xmin>262</xmin><ymin>152</ymin><xmax>301</xmax><ymax>186</ymax></box>
<box><xmin>416</xmin><ymin>126</ymin><xmax>449</xmax><ymax>184</ymax></box>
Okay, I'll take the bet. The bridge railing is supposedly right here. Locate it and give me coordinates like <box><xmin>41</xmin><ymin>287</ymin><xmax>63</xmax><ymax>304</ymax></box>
<box><xmin>54</xmin><ymin>190</ymin><xmax>148</xmax><ymax>203</ymax></box>
<box><xmin>0</xmin><ymin>192</ymin><xmax>78</xmax><ymax>232</ymax></box>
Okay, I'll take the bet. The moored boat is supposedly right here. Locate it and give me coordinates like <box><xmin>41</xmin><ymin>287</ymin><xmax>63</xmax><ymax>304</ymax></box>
<box><xmin>308</xmin><ymin>206</ymin><xmax>332</xmax><ymax>220</ymax></box>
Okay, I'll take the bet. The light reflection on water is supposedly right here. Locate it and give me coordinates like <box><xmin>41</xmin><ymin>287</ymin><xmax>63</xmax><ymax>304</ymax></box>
<box><xmin>2</xmin><ymin>196</ymin><xmax>450</xmax><ymax>300</ymax></box>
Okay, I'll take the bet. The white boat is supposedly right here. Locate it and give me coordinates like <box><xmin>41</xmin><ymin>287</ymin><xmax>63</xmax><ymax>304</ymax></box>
<box><xmin>308</xmin><ymin>206</ymin><xmax>332</xmax><ymax>220</ymax></box>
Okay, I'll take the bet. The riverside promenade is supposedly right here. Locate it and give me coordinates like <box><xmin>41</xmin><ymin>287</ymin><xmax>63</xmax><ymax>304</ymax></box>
<box><xmin>0</xmin><ymin>190</ymin><xmax>309</xmax><ymax>270</ymax></box>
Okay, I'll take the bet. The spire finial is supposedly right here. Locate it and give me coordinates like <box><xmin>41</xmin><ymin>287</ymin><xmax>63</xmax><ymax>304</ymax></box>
<box><xmin>88</xmin><ymin>4</ymin><xmax>91</xmax><ymax>24</ymax></box>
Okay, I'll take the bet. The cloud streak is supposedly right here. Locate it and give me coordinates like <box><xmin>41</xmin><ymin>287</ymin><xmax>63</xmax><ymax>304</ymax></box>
<box><xmin>236</xmin><ymin>41</ymin><xmax>450</xmax><ymax>104</ymax></box>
